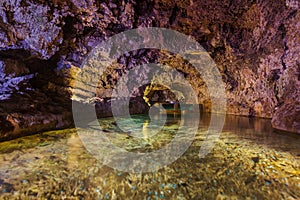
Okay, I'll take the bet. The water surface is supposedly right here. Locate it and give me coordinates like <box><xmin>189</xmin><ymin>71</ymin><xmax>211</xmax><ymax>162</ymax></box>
<box><xmin>0</xmin><ymin>114</ymin><xmax>299</xmax><ymax>199</ymax></box>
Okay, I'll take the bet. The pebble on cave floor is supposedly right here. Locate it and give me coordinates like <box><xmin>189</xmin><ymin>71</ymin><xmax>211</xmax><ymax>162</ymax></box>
<box><xmin>0</xmin><ymin>114</ymin><xmax>299</xmax><ymax>199</ymax></box>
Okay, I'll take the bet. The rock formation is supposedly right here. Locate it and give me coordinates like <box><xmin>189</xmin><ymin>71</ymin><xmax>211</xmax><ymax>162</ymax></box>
<box><xmin>0</xmin><ymin>0</ymin><xmax>299</xmax><ymax>140</ymax></box>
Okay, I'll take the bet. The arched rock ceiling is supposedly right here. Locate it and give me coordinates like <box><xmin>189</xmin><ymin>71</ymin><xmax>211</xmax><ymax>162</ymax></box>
<box><xmin>0</xmin><ymin>0</ymin><xmax>299</xmax><ymax>138</ymax></box>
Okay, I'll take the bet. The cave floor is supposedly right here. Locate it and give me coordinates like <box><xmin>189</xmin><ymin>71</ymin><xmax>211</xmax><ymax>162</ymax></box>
<box><xmin>0</xmin><ymin>114</ymin><xmax>299</xmax><ymax>199</ymax></box>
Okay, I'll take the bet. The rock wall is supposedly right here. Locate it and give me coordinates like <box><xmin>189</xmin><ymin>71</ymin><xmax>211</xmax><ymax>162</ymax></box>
<box><xmin>0</xmin><ymin>0</ymin><xmax>299</xmax><ymax>140</ymax></box>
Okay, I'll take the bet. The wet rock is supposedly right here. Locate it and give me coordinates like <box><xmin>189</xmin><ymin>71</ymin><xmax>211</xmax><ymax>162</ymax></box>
<box><xmin>272</xmin><ymin>101</ymin><xmax>300</xmax><ymax>134</ymax></box>
<box><xmin>0</xmin><ymin>90</ymin><xmax>73</xmax><ymax>141</ymax></box>
<box><xmin>265</xmin><ymin>179</ymin><xmax>271</xmax><ymax>186</ymax></box>
<box><xmin>252</xmin><ymin>157</ymin><xmax>259</xmax><ymax>163</ymax></box>
<box><xmin>0</xmin><ymin>181</ymin><xmax>14</xmax><ymax>193</ymax></box>
<box><xmin>245</xmin><ymin>175</ymin><xmax>256</xmax><ymax>185</ymax></box>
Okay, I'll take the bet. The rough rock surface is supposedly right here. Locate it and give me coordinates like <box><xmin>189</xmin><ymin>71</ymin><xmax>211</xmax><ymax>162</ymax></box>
<box><xmin>0</xmin><ymin>0</ymin><xmax>299</xmax><ymax>139</ymax></box>
<box><xmin>0</xmin><ymin>90</ymin><xmax>73</xmax><ymax>141</ymax></box>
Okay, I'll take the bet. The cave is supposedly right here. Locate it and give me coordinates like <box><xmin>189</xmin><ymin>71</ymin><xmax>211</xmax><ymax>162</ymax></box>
<box><xmin>0</xmin><ymin>0</ymin><xmax>299</xmax><ymax>199</ymax></box>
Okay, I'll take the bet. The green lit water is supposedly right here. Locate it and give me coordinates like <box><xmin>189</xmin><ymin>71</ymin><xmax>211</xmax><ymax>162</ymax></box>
<box><xmin>0</xmin><ymin>114</ymin><xmax>299</xmax><ymax>199</ymax></box>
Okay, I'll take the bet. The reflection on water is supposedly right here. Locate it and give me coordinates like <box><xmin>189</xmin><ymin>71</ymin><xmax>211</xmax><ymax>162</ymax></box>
<box><xmin>202</xmin><ymin>113</ymin><xmax>300</xmax><ymax>155</ymax></box>
<box><xmin>0</xmin><ymin>114</ymin><xmax>299</xmax><ymax>199</ymax></box>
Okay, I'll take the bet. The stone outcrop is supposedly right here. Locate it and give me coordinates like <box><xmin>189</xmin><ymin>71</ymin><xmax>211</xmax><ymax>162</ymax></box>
<box><xmin>0</xmin><ymin>0</ymin><xmax>299</xmax><ymax>140</ymax></box>
<box><xmin>0</xmin><ymin>90</ymin><xmax>73</xmax><ymax>141</ymax></box>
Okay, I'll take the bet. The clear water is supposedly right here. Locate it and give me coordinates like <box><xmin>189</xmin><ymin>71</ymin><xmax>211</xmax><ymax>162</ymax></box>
<box><xmin>0</xmin><ymin>114</ymin><xmax>299</xmax><ymax>199</ymax></box>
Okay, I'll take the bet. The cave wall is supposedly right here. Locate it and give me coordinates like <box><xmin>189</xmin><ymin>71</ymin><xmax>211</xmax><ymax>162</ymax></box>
<box><xmin>0</xmin><ymin>0</ymin><xmax>299</xmax><ymax>140</ymax></box>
